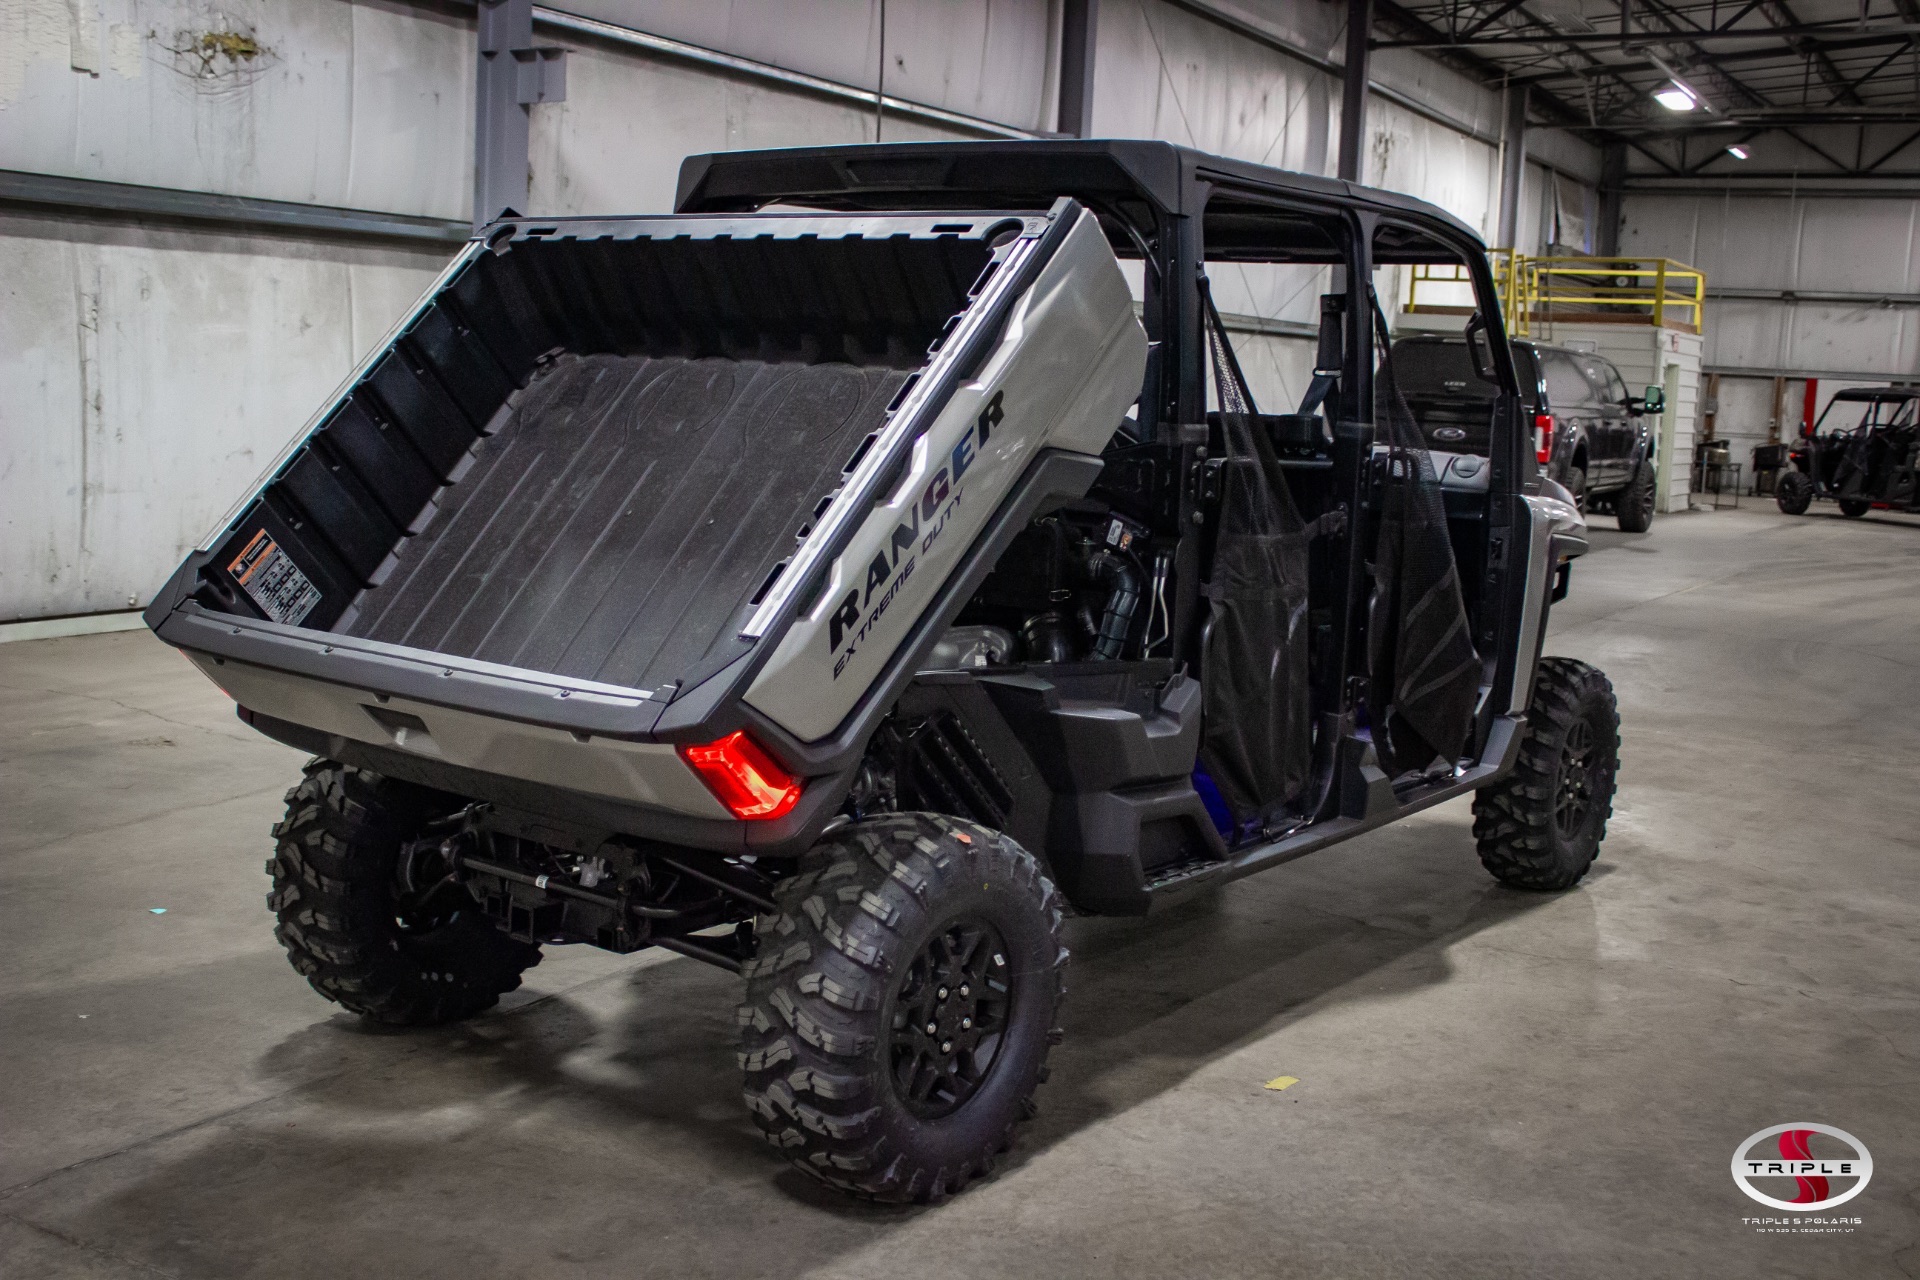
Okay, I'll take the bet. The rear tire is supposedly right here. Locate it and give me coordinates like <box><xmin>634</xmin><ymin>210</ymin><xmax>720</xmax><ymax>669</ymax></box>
<box><xmin>738</xmin><ymin>813</ymin><xmax>1066</xmax><ymax>1203</ymax></box>
<box><xmin>1616</xmin><ymin>461</ymin><xmax>1657</xmax><ymax>532</ymax></box>
<box><xmin>268</xmin><ymin>760</ymin><xmax>540</xmax><ymax>1025</ymax></box>
<box><xmin>1838</xmin><ymin>497</ymin><xmax>1871</xmax><ymax>518</ymax></box>
<box><xmin>1472</xmin><ymin>658</ymin><xmax>1619</xmax><ymax>891</ymax></box>
<box><xmin>1775</xmin><ymin>470</ymin><xmax>1814</xmax><ymax>515</ymax></box>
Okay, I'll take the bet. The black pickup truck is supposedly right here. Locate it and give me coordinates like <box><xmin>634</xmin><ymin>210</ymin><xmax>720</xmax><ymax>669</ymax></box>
<box><xmin>1392</xmin><ymin>333</ymin><xmax>1663</xmax><ymax>532</ymax></box>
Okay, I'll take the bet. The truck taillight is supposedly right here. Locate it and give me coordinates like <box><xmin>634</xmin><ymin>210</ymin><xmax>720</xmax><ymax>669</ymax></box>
<box><xmin>679</xmin><ymin>731</ymin><xmax>802</xmax><ymax>820</ymax></box>
<box><xmin>1534</xmin><ymin>412</ymin><xmax>1555</xmax><ymax>465</ymax></box>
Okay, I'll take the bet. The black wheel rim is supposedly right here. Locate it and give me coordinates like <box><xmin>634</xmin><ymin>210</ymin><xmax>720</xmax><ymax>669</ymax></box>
<box><xmin>1553</xmin><ymin>716</ymin><xmax>1605</xmax><ymax>841</ymax></box>
<box><xmin>889</xmin><ymin>918</ymin><xmax>1012</xmax><ymax>1119</ymax></box>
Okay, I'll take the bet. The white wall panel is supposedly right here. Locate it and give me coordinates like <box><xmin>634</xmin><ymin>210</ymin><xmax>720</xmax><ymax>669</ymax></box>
<box><xmin>1784</xmin><ymin>304</ymin><xmax>1916</xmax><ymax>377</ymax></box>
<box><xmin>1092</xmin><ymin>0</ymin><xmax>1335</xmax><ymax>177</ymax></box>
<box><xmin>528</xmin><ymin>31</ymin><xmax>966</xmax><ymax>216</ymax></box>
<box><xmin>0</xmin><ymin>0</ymin><xmax>472</xmax><ymax>220</ymax></box>
<box><xmin>1092</xmin><ymin>0</ymin><xmax>1509</xmax><ymax>242</ymax></box>
<box><xmin>1623</xmin><ymin>193</ymin><xmax>1920</xmax><ymax>378</ymax></box>
<box><xmin>555</xmin><ymin>0</ymin><xmax>1057</xmax><ymax>132</ymax></box>
<box><xmin>1230</xmin><ymin>331</ymin><xmax>1317</xmax><ymax>414</ymax></box>
<box><xmin>0</xmin><ymin>212</ymin><xmax>448</xmax><ymax>620</ymax></box>
<box><xmin>1795</xmin><ymin>202</ymin><xmax>1920</xmax><ymax>294</ymax></box>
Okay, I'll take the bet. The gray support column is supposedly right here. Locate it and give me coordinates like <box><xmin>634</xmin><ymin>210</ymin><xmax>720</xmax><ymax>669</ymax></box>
<box><xmin>1337</xmin><ymin>0</ymin><xmax>1373</xmax><ymax>181</ymax></box>
<box><xmin>1596</xmin><ymin>141</ymin><xmax>1626</xmax><ymax>256</ymax></box>
<box><xmin>1058</xmin><ymin>0</ymin><xmax>1099</xmax><ymax>137</ymax></box>
<box><xmin>474</xmin><ymin>0</ymin><xmax>567</xmax><ymax>231</ymax></box>
<box><xmin>1496</xmin><ymin>84</ymin><xmax>1529</xmax><ymax>249</ymax></box>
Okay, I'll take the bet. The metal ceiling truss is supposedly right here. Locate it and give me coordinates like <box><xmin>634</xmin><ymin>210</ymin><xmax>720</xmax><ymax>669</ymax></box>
<box><xmin>1370</xmin><ymin>0</ymin><xmax>1920</xmax><ymax>183</ymax></box>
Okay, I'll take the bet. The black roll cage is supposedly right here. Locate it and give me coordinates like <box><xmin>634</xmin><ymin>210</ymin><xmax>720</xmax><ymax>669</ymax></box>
<box><xmin>679</xmin><ymin>139</ymin><xmax>1530</xmax><ymax>787</ymax></box>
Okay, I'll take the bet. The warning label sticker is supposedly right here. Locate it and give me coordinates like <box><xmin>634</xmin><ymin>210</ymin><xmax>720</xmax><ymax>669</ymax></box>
<box><xmin>228</xmin><ymin>530</ymin><xmax>323</xmax><ymax>627</ymax></box>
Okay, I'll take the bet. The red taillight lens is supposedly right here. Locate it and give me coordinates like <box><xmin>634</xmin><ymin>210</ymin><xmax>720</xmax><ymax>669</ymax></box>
<box><xmin>1534</xmin><ymin>412</ymin><xmax>1555</xmax><ymax>465</ymax></box>
<box><xmin>679</xmin><ymin>731</ymin><xmax>802</xmax><ymax>820</ymax></box>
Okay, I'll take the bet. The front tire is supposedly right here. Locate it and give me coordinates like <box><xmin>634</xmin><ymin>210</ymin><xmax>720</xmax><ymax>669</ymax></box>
<box><xmin>1472</xmin><ymin>658</ymin><xmax>1619</xmax><ymax>891</ymax></box>
<box><xmin>1775</xmin><ymin>470</ymin><xmax>1814</xmax><ymax>515</ymax></box>
<box><xmin>268</xmin><ymin>760</ymin><xmax>540</xmax><ymax>1025</ymax></box>
<box><xmin>738</xmin><ymin>813</ymin><xmax>1066</xmax><ymax>1203</ymax></box>
<box><xmin>1616</xmin><ymin>461</ymin><xmax>1657</xmax><ymax>532</ymax></box>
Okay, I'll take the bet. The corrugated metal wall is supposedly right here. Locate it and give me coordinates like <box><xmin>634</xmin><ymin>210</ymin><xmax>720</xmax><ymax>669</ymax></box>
<box><xmin>1622</xmin><ymin>194</ymin><xmax>1920</xmax><ymax>379</ymax></box>
<box><xmin>1</xmin><ymin>0</ymin><xmax>1596</xmax><ymax>622</ymax></box>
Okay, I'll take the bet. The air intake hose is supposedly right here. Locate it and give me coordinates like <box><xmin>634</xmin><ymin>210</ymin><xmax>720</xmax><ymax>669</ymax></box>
<box><xmin>1086</xmin><ymin>549</ymin><xmax>1143</xmax><ymax>660</ymax></box>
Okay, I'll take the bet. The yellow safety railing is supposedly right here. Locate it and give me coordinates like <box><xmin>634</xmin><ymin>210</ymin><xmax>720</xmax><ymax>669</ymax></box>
<box><xmin>1520</xmin><ymin>256</ymin><xmax>1706</xmax><ymax>333</ymax></box>
<box><xmin>1405</xmin><ymin>252</ymin><xmax>1706</xmax><ymax>337</ymax></box>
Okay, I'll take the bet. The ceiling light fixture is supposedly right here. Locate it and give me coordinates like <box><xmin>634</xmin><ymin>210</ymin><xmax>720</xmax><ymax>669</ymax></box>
<box><xmin>1653</xmin><ymin>82</ymin><xmax>1698</xmax><ymax>111</ymax></box>
<box><xmin>1726</xmin><ymin>145</ymin><xmax>1750</xmax><ymax>159</ymax></box>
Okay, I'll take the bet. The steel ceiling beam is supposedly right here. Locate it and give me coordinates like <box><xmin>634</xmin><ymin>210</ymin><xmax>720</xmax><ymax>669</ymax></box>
<box><xmin>1373</xmin><ymin>20</ymin><xmax>1920</xmax><ymax>47</ymax></box>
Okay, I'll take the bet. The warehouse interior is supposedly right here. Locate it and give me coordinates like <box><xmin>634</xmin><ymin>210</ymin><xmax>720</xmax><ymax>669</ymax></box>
<box><xmin>2</xmin><ymin>2</ymin><xmax>1916</xmax><ymax>1276</ymax></box>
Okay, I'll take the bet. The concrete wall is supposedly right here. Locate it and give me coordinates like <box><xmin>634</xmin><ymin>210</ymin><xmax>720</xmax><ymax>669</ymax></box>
<box><xmin>0</xmin><ymin>210</ymin><xmax>447</xmax><ymax>618</ymax></box>
<box><xmin>1</xmin><ymin>0</ymin><xmax>1599</xmax><ymax>621</ymax></box>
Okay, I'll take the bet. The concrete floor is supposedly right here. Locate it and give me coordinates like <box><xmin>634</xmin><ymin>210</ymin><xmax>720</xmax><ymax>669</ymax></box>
<box><xmin>2</xmin><ymin>505</ymin><xmax>1916</xmax><ymax>1279</ymax></box>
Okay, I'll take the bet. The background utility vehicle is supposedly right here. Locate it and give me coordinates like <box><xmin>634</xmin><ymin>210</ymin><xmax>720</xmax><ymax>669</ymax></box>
<box><xmin>1392</xmin><ymin>333</ymin><xmax>1662</xmax><ymax>531</ymax></box>
<box><xmin>147</xmin><ymin>141</ymin><xmax>1618</xmax><ymax>1203</ymax></box>
<box><xmin>1776</xmin><ymin>386</ymin><xmax>1920</xmax><ymax>517</ymax></box>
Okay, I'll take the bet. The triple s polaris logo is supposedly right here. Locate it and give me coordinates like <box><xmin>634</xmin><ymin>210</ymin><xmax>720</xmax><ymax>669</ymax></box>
<box><xmin>826</xmin><ymin>391</ymin><xmax>1006</xmax><ymax>678</ymax></box>
<box><xmin>1732</xmin><ymin>1123</ymin><xmax>1871</xmax><ymax>1230</ymax></box>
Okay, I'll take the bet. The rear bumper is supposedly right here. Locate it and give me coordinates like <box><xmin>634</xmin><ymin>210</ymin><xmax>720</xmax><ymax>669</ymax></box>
<box><xmin>159</xmin><ymin>603</ymin><xmax>676</xmax><ymax>738</ymax></box>
<box><xmin>198</xmin><ymin>650</ymin><xmax>726</xmax><ymax>819</ymax></box>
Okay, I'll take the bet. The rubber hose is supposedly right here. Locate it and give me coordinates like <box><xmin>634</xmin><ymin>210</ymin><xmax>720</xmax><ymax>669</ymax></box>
<box><xmin>1086</xmin><ymin>549</ymin><xmax>1143</xmax><ymax>660</ymax></box>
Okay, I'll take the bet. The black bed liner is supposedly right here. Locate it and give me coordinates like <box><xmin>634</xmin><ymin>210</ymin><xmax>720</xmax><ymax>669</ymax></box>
<box><xmin>157</xmin><ymin>221</ymin><xmax>996</xmax><ymax>696</ymax></box>
<box><xmin>343</xmin><ymin>354</ymin><xmax>909</xmax><ymax>691</ymax></box>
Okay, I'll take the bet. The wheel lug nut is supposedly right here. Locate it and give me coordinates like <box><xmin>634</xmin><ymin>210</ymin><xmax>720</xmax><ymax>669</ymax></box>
<box><xmin>961</xmin><ymin>1017</ymin><xmax>972</xmax><ymax>1029</ymax></box>
<box><xmin>940</xmin><ymin>1040</ymin><xmax>953</xmax><ymax>1053</ymax></box>
<box><xmin>959</xmin><ymin>983</ymin><xmax>970</xmax><ymax>996</ymax></box>
<box><xmin>925</xmin><ymin>1021</ymin><xmax>938</xmax><ymax>1035</ymax></box>
<box><xmin>937</xmin><ymin>986</ymin><xmax>948</xmax><ymax>1000</ymax></box>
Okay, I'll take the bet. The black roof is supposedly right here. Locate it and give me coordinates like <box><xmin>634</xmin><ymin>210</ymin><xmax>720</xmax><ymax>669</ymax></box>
<box><xmin>675</xmin><ymin>140</ymin><xmax>1484</xmax><ymax>262</ymax></box>
<box><xmin>1830</xmin><ymin>387</ymin><xmax>1920</xmax><ymax>402</ymax></box>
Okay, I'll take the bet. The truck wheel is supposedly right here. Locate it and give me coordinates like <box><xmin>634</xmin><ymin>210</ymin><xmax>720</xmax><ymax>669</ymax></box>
<box><xmin>738</xmin><ymin>813</ymin><xmax>1066</xmax><ymax>1203</ymax></box>
<box><xmin>1775</xmin><ymin>470</ymin><xmax>1814</xmax><ymax>515</ymax></box>
<box><xmin>1616</xmin><ymin>462</ymin><xmax>1657</xmax><ymax>532</ymax></box>
<box><xmin>1472</xmin><ymin>658</ymin><xmax>1618</xmax><ymax>891</ymax></box>
<box><xmin>1565</xmin><ymin>463</ymin><xmax>1588</xmax><ymax>512</ymax></box>
<box><xmin>1838</xmin><ymin>497</ymin><xmax>1871</xmax><ymax>518</ymax></box>
<box><xmin>267</xmin><ymin>760</ymin><xmax>540</xmax><ymax>1025</ymax></box>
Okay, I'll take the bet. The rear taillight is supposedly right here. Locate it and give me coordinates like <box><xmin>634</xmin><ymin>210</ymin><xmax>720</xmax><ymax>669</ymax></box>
<box><xmin>679</xmin><ymin>731</ymin><xmax>802</xmax><ymax>820</ymax></box>
<box><xmin>1534</xmin><ymin>412</ymin><xmax>1555</xmax><ymax>465</ymax></box>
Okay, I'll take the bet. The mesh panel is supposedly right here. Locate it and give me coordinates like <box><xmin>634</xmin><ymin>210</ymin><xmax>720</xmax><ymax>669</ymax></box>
<box><xmin>1196</xmin><ymin>282</ymin><xmax>1312</xmax><ymax>822</ymax></box>
<box><xmin>1366</xmin><ymin>294</ymin><xmax>1481</xmax><ymax>776</ymax></box>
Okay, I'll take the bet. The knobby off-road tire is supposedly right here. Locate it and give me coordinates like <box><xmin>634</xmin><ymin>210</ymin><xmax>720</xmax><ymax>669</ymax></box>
<box><xmin>1472</xmin><ymin>658</ymin><xmax>1619</xmax><ymax>891</ymax></box>
<box><xmin>738</xmin><ymin>813</ymin><xmax>1067</xmax><ymax>1203</ymax></box>
<box><xmin>268</xmin><ymin>760</ymin><xmax>540</xmax><ymax>1025</ymax></box>
<box><xmin>1616</xmin><ymin>461</ymin><xmax>1657</xmax><ymax>532</ymax></box>
<box><xmin>1775</xmin><ymin>470</ymin><xmax>1814</xmax><ymax>515</ymax></box>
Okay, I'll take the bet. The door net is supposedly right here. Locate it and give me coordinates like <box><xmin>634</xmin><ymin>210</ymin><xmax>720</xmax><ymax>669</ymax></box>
<box><xmin>1197</xmin><ymin>283</ymin><xmax>1313</xmax><ymax>824</ymax></box>
<box><xmin>1366</xmin><ymin>295</ymin><xmax>1481</xmax><ymax>777</ymax></box>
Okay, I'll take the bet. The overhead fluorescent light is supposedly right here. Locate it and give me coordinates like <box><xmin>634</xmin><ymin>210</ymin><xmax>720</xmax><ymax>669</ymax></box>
<box><xmin>1654</xmin><ymin>82</ymin><xmax>1698</xmax><ymax>111</ymax></box>
<box><xmin>1726</xmin><ymin>145</ymin><xmax>1750</xmax><ymax>159</ymax></box>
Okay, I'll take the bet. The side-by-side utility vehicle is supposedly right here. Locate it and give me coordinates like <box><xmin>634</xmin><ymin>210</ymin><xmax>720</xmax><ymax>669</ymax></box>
<box><xmin>147</xmin><ymin>141</ymin><xmax>1618</xmax><ymax>1202</ymax></box>
<box><xmin>1776</xmin><ymin>386</ymin><xmax>1919</xmax><ymax>517</ymax></box>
